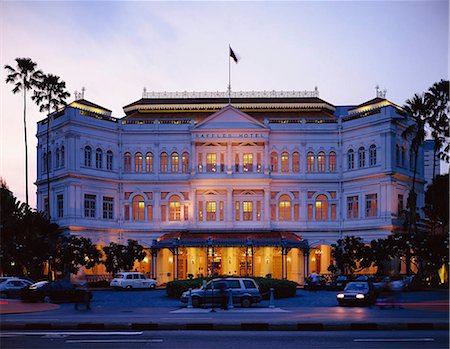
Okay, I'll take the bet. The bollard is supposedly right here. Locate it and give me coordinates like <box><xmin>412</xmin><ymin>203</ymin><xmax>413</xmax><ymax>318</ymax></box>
<box><xmin>269</xmin><ymin>287</ymin><xmax>275</xmax><ymax>308</ymax></box>
<box><xmin>228</xmin><ymin>288</ymin><xmax>234</xmax><ymax>309</ymax></box>
<box><xmin>187</xmin><ymin>288</ymin><xmax>193</xmax><ymax>309</ymax></box>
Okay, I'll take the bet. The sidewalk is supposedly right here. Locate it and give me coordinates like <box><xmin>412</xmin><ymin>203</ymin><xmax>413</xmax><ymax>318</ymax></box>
<box><xmin>0</xmin><ymin>300</ymin><xmax>59</xmax><ymax>315</ymax></box>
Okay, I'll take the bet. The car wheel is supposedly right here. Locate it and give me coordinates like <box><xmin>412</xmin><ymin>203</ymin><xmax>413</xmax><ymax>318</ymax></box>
<box><xmin>192</xmin><ymin>297</ymin><xmax>201</xmax><ymax>308</ymax></box>
<box><xmin>43</xmin><ymin>295</ymin><xmax>51</xmax><ymax>303</ymax></box>
<box><xmin>125</xmin><ymin>285</ymin><xmax>133</xmax><ymax>289</ymax></box>
<box><xmin>241</xmin><ymin>297</ymin><xmax>251</xmax><ymax>308</ymax></box>
<box><xmin>0</xmin><ymin>292</ymin><xmax>8</xmax><ymax>299</ymax></box>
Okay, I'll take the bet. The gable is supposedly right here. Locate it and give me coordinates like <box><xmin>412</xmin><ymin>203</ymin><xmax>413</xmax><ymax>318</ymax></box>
<box><xmin>194</xmin><ymin>105</ymin><xmax>267</xmax><ymax>130</ymax></box>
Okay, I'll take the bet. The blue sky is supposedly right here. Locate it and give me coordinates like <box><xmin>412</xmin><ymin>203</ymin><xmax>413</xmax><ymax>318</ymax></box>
<box><xmin>1</xmin><ymin>1</ymin><xmax>448</xmax><ymax>207</ymax></box>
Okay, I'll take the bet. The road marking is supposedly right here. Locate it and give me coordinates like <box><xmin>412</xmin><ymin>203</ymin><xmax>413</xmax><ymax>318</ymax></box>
<box><xmin>160</xmin><ymin>317</ymin><xmax>213</xmax><ymax>320</ymax></box>
<box><xmin>0</xmin><ymin>331</ymin><xmax>143</xmax><ymax>336</ymax></box>
<box><xmin>354</xmin><ymin>338</ymin><xmax>435</xmax><ymax>342</ymax></box>
<box><xmin>66</xmin><ymin>339</ymin><xmax>163</xmax><ymax>343</ymax></box>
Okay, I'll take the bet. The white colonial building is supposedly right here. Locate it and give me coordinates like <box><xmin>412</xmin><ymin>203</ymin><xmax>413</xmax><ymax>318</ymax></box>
<box><xmin>36</xmin><ymin>89</ymin><xmax>425</xmax><ymax>284</ymax></box>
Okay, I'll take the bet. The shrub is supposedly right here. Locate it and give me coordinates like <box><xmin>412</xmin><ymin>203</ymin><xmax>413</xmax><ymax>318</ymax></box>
<box><xmin>87</xmin><ymin>280</ymin><xmax>110</xmax><ymax>288</ymax></box>
<box><xmin>166</xmin><ymin>277</ymin><xmax>208</xmax><ymax>298</ymax></box>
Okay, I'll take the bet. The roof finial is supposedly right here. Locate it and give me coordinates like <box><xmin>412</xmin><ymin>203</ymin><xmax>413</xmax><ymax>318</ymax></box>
<box><xmin>143</xmin><ymin>87</ymin><xmax>147</xmax><ymax>98</ymax></box>
<box><xmin>81</xmin><ymin>86</ymin><xmax>86</xmax><ymax>99</ymax></box>
<box><xmin>314</xmin><ymin>86</ymin><xmax>319</xmax><ymax>97</ymax></box>
<box><xmin>376</xmin><ymin>85</ymin><xmax>386</xmax><ymax>98</ymax></box>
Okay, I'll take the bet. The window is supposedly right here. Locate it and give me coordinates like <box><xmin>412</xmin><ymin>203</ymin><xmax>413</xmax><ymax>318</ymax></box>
<box><xmin>124</xmin><ymin>204</ymin><xmax>130</xmax><ymax>220</ymax></box>
<box><xmin>96</xmin><ymin>148</ymin><xmax>103</xmax><ymax>169</ymax></box>
<box><xmin>171</xmin><ymin>152</ymin><xmax>179</xmax><ymax>172</ymax></box>
<box><xmin>398</xmin><ymin>194</ymin><xmax>404</xmax><ymax>215</ymax></box>
<box><xmin>132</xmin><ymin>195</ymin><xmax>145</xmax><ymax>221</ymax></box>
<box><xmin>103</xmin><ymin>196</ymin><xmax>114</xmax><ymax>219</ymax></box>
<box><xmin>331</xmin><ymin>204</ymin><xmax>336</xmax><ymax>220</ymax></box>
<box><xmin>317</xmin><ymin>151</ymin><xmax>325</xmax><ymax>172</ymax></box>
<box><xmin>347</xmin><ymin>196</ymin><xmax>358</xmax><ymax>219</ymax></box>
<box><xmin>55</xmin><ymin>148</ymin><xmax>60</xmax><ymax>168</ymax></box>
<box><xmin>329</xmin><ymin>152</ymin><xmax>336</xmax><ymax>171</ymax></box>
<box><xmin>256</xmin><ymin>153</ymin><xmax>262</xmax><ymax>173</ymax></box>
<box><xmin>160</xmin><ymin>152</ymin><xmax>168</xmax><ymax>172</ymax></box>
<box><xmin>278</xmin><ymin>194</ymin><xmax>291</xmax><ymax>220</ymax></box>
<box><xmin>106</xmin><ymin>150</ymin><xmax>113</xmax><ymax>170</ymax></box>
<box><xmin>307</xmin><ymin>204</ymin><xmax>313</xmax><ymax>220</ymax></box>
<box><xmin>270</xmin><ymin>152</ymin><xmax>278</xmax><ymax>172</ymax></box>
<box><xmin>292</xmin><ymin>152</ymin><xmax>300</xmax><ymax>172</ymax></box>
<box><xmin>243</xmin><ymin>201</ymin><xmax>253</xmax><ymax>221</ymax></box>
<box><xmin>369</xmin><ymin>145</ymin><xmax>376</xmax><ymax>166</ymax></box>
<box><xmin>124</xmin><ymin>152</ymin><xmax>131</xmax><ymax>172</ymax></box>
<box><xmin>219</xmin><ymin>201</ymin><xmax>224</xmax><ymax>221</ymax></box>
<box><xmin>147</xmin><ymin>205</ymin><xmax>153</xmax><ymax>221</ymax></box>
<box><xmin>347</xmin><ymin>149</ymin><xmax>354</xmax><ymax>170</ymax></box>
<box><xmin>220</xmin><ymin>153</ymin><xmax>225</xmax><ymax>172</ymax></box>
<box><xmin>206</xmin><ymin>153</ymin><xmax>217</xmax><ymax>172</ymax></box>
<box><xmin>182</xmin><ymin>152</ymin><xmax>189</xmax><ymax>173</ymax></box>
<box><xmin>358</xmin><ymin>147</ymin><xmax>365</xmax><ymax>168</ymax></box>
<box><xmin>135</xmin><ymin>152</ymin><xmax>143</xmax><ymax>172</ymax></box>
<box><xmin>184</xmin><ymin>204</ymin><xmax>188</xmax><ymax>221</ymax></box>
<box><xmin>307</xmin><ymin>152</ymin><xmax>315</xmax><ymax>172</ymax></box>
<box><xmin>281</xmin><ymin>152</ymin><xmax>289</xmax><ymax>172</ymax></box>
<box><xmin>84</xmin><ymin>194</ymin><xmax>96</xmax><ymax>218</ymax></box>
<box><xmin>315</xmin><ymin>194</ymin><xmax>328</xmax><ymax>220</ymax></box>
<box><xmin>235</xmin><ymin>201</ymin><xmax>240</xmax><ymax>221</ymax></box>
<box><xmin>235</xmin><ymin>153</ymin><xmax>240</xmax><ymax>172</ymax></box>
<box><xmin>169</xmin><ymin>195</ymin><xmax>181</xmax><ymax>221</ymax></box>
<box><xmin>161</xmin><ymin>205</ymin><xmax>167</xmax><ymax>221</ymax></box>
<box><xmin>198</xmin><ymin>153</ymin><xmax>203</xmax><ymax>172</ymax></box>
<box><xmin>206</xmin><ymin>201</ymin><xmax>216</xmax><ymax>221</ymax></box>
<box><xmin>243</xmin><ymin>153</ymin><xmax>253</xmax><ymax>172</ymax></box>
<box><xmin>396</xmin><ymin>145</ymin><xmax>400</xmax><ymax>165</ymax></box>
<box><xmin>57</xmin><ymin>194</ymin><xmax>63</xmax><ymax>218</ymax></box>
<box><xmin>365</xmin><ymin>194</ymin><xmax>377</xmax><ymax>217</ymax></box>
<box><xmin>145</xmin><ymin>152</ymin><xmax>153</xmax><ymax>172</ymax></box>
<box><xmin>84</xmin><ymin>146</ymin><xmax>92</xmax><ymax>167</ymax></box>
<box><xmin>61</xmin><ymin>145</ymin><xmax>65</xmax><ymax>167</ymax></box>
<box><xmin>294</xmin><ymin>204</ymin><xmax>299</xmax><ymax>220</ymax></box>
<box><xmin>243</xmin><ymin>280</ymin><xmax>257</xmax><ymax>289</ymax></box>
<box><xmin>198</xmin><ymin>201</ymin><xmax>203</xmax><ymax>221</ymax></box>
<box><xmin>401</xmin><ymin>147</ymin><xmax>406</xmax><ymax>167</ymax></box>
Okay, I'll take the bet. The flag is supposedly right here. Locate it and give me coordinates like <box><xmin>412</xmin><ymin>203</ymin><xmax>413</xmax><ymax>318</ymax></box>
<box><xmin>229</xmin><ymin>46</ymin><xmax>241</xmax><ymax>63</ymax></box>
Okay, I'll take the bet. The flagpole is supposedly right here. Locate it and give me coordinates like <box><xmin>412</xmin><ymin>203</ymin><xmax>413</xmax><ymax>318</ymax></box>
<box><xmin>228</xmin><ymin>44</ymin><xmax>231</xmax><ymax>104</ymax></box>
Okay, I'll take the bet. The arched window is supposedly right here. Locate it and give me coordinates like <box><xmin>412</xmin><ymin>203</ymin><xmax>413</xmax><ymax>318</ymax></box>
<box><xmin>369</xmin><ymin>145</ymin><xmax>377</xmax><ymax>166</ymax></box>
<box><xmin>84</xmin><ymin>146</ymin><xmax>92</xmax><ymax>167</ymax></box>
<box><xmin>270</xmin><ymin>152</ymin><xmax>278</xmax><ymax>172</ymax></box>
<box><xmin>135</xmin><ymin>152</ymin><xmax>143</xmax><ymax>172</ymax></box>
<box><xmin>171</xmin><ymin>152</ymin><xmax>179</xmax><ymax>172</ymax></box>
<box><xmin>347</xmin><ymin>149</ymin><xmax>354</xmax><ymax>170</ymax></box>
<box><xmin>160</xmin><ymin>152</ymin><xmax>168</xmax><ymax>172</ymax></box>
<box><xmin>182</xmin><ymin>152</ymin><xmax>189</xmax><ymax>173</ymax></box>
<box><xmin>124</xmin><ymin>152</ymin><xmax>131</xmax><ymax>172</ymax></box>
<box><xmin>106</xmin><ymin>150</ymin><xmax>113</xmax><ymax>170</ymax></box>
<box><xmin>307</xmin><ymin>152</ymin><xmax>315</xmax><ymax>172</ymax></box>
<box><xmin>292</xmin><ymin>152</ymin><xmax>300</xmax><ymax>172</ymax></box>
<box><xmin>401</xmin><ymin>146</ymin><xmax>406</xmax><ymax>167</ymax></box>
<box><xmin>317</xmin><ymin>151</ymin><xmax>325</xmax><ymax>172</ymax></box>
<box><xmin>315</xmin><ymin>194</ymin><xmax>328</xmax><ymax>220</ymax></box>
<box><xmin>132</xmin><ymin>195</ymin><xmax>145</xmax><ymax>221</ymax></box>
<box><xmin>329</xmin><ymin>151</ymin><xmax>336</xmax><ymax>171</ymax></box>
<box><xmin>281</xmin><ymin>152</ymin><xmax>289</xmax><ymax>172</ymax></box>
<box><xmin>55</xmin><ymin>148</ymin><xmax>60</xmax><ymax>168</ymax></box>
<box><xmin>358</xmin><ymin>147</ymin><xmax>365</xmax><ymax>168</ymax></box>
<box><xmin>60</xmin><ymin>145</ymin><xmax>65</xmax><ymax>167</ymax></box>
<box><xmin>145</xmin><ymin>152</ymin><xmax>153</xmax><ymax>172</ymax></box>
<box><xmin>96</xmin><ymin>148</ymin><xmax>103</xmax><ymax>169</ymax></box>
<box><xmin>169</xmin><ymin>195</ymin><xmax>181</xmax><ymax>221</ymax></box>
<box><xmin>396</xmin><ymin>145</ymin><xmax>400</xmax><ymax>165</ymax></box>
<box><xmin>278</xmin><ymin>194</ymin><xmax>291</xmax><ymax>221</ymax></box>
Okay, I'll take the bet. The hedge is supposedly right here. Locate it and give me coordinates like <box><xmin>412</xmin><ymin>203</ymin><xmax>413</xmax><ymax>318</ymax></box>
<box><xmin>166</xmin><ymin>276</ymin><xmax>297</xmax><ymax>299</ymax></box>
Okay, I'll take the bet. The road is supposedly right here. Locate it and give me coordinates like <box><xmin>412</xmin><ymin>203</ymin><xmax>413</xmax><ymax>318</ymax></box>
<box><xmin>1</xmin><ymin>330</ymin><xmax>448</xmax><ymax>349</ymax></box>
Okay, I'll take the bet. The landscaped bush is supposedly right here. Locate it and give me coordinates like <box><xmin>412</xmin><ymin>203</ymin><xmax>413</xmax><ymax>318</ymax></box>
<box><xmin>166</xmin><ymin>276</ymin><xmax>297</xmax><ymax>299</ymax></box>
<box><xmin>87</xmin><ymin>280</ymin><xmax>111</xmax><ymax>288</ymax></box>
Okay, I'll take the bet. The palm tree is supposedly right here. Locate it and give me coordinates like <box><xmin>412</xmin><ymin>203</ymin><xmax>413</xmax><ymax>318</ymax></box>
<box><xmin>32</xmin><ymin>74</ymin><xmax>70</xmax><ymax>219</ymax></box>
<box><xmin>4</xmin><ymin>58</ymin><xmax>42</xmax><ymax>206</ymax></box>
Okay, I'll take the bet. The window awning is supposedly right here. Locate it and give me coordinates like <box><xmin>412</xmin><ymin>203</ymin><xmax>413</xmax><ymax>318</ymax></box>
<box><xmin>152</xmin><ymin>231</ymin><xmax>308</xmax><ymax>249</ymax></box>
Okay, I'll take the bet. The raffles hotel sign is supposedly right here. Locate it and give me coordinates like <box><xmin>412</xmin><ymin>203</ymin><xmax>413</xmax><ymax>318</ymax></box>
<box><xmin>194</xmin><ymin>132</ymin><xmax>268</xmax><ymax>140</ymax></box>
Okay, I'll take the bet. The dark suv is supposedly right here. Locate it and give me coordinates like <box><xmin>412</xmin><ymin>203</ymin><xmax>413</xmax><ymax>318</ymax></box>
<box><xmin>180</xmin><ymin>277</ymin><xmax>261</xmax><ymax>308</ymax></box>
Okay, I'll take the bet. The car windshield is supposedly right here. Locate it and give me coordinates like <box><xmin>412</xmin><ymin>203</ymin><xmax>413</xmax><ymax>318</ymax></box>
<box><xmin>345</xmin><ymin>283</ymin><xmax>368</xmax><ymax>291</ymax></box>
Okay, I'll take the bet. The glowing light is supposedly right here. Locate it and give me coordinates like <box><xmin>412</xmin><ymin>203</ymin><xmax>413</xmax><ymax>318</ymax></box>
<box><xmin>168</xmin><ymin>257</ymin><xmax>173</xmax><ymax>263</ymax></box>
<box><xmin>356</xmin><ymin>294</ymin><xmax>365</xmax><ymax>299</ymax></box>
<box><xmin>337</xmin><ymin>294</ymin><xmax>344</xmax><ymax>299</ymax></box>
<box><xmin>143</xmin><ymin>257</ymin><xmax>149</xmax><ymax>263</ymax></box>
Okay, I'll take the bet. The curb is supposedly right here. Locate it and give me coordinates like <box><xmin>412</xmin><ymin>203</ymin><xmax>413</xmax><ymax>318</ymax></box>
<box><xmin>1</xmin><ymin>322</ymin><xmax>448</xmax><ymax>331</ymax></box>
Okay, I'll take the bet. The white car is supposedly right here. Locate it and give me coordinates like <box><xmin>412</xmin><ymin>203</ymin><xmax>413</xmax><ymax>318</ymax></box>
<box><xmin>0</xmin><ymin>278</ymin><xmax>33</xmax><ymax>298</ymax></box>
<box><xmin>110</xmin><ymin>272</ymin><xmax>157</xmax><ymax>290</ymax></box>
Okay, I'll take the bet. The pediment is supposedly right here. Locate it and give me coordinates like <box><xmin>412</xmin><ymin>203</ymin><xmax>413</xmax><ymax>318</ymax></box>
<box><xmin>194</xmin><ymin>105</ymin><xmax>267</xmax><ymax>130</ymax></box>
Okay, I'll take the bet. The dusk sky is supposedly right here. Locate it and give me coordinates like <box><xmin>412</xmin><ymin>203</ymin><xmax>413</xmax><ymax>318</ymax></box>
<box><xmin>1</xmin><ymin>1</ymin><xmax>448</xmax><ymax>209</ymax></box>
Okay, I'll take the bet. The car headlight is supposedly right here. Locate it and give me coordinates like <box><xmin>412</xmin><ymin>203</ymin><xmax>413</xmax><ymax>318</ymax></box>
<box><xmin>356</xmin><ymin>294</ymin><xmax>365</xmax><ymax>299</ymax></box>
<box><xmin>337</xmin><ymin>294</ymin><xmax>344</xmax><ymax>299</ymax></box>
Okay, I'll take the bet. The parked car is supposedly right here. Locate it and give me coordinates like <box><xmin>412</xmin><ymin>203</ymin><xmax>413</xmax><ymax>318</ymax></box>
<box><xmin>21</xmin><ymin>281</ymin><xmax>92</xmax><ymax>303</ymax></box>
<box><xmin>110</xmin><ymin>272</ymin><xmax>157</xmax><ymax>290</ymax></box>
<box><xmin>0</xmin><ymin>278</ymin><xmax>33</xmax><ymax>299</ymax></box>
<box><xmin>180</xmin><ymin>277</ymin><xmax>262</xmax><ymax>308</ymax></box>
<box><xmin>327</xmin><ymin>275</ymin><xmax>352</xmax><ymax>290</ymax></box>
<box><xmin>336</xmin><ymin>281</ymin><xmax>377</xmax><ymax>306</ymax></box>
<box><xmin>354</xmin><ymin>275</ymin><xmax>376</xmax><ymax>282</ymax></box>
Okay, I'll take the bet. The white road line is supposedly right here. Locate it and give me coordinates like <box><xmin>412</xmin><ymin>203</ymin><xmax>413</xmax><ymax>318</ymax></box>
<box><xmin>159</xmin><ymin>317</ymin><xmax>213</xmax><ymax>320</ymax></box>
<box><xmin>65</xmin><ymin>339</ymin><xmax>163</xmax><ymax>343</ymax></box>
<box><xmin>354</xmin><ymin>338</ymin><xmax>435</xmax><ymax>342</ymax></box>
<box><xmin>0</xmin><ymin>331</ymin><xmax>143</xmax><ymax>336</ymax></box>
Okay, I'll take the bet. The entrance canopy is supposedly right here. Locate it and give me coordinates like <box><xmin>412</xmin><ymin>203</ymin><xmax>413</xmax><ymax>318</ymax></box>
<box><xmin>152</xmin><ymin>231</ymin><xmax>308</xmax><ymax>249</ymax></box>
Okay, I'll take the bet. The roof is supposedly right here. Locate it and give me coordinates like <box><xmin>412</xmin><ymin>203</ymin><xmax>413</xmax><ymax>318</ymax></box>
<box><xmin>348</xmin><ymin>97</ymin><xmax>386</xmax><ymax>111</ymax></box>
<box><xmin>72</xmin><ymin>99</ymin><xmax>112</xmax><ymax>113</ymax></box>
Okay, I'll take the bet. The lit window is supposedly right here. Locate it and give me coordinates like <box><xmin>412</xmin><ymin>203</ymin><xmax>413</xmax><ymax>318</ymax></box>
<box><xmin>235</xmin><ymin>153</ymin><xmax>240</xmax><ymax>172</ymax></box>
<box><xmin>198</xmin><ymin>153</ymin><xmax>203</xmax><ymax>173</ymax></box>
<box><xmin>160</xmin><ymin>152</ymin><xmax>168</xmax><ymax>172</ymax></box>
<box><xmin>135</xmin><ymin>152</ymin><xmax>143</xmax><ymax>172</ymax></box>
<box><xmin>145</xmin><ymin>152</ymin><xmax>153</xmax><ymax>172</ymax></box>
<box><xmin>256</xmin><ymin>153</ymin><xmax>262</xmax><ymax>173</ymax></box>
<box><xmin>57</xmin><ymin>194</ymin><xmax>63</xmax><ymax>218</ymax></box>
<box><xmin>206</xmin><ymin>153</ymin><xmax>217</xmax><ymax>172</ymax></box>
<box><xmin>369</xmin><ymin>145</ymin><xmax>376</xmax><ymax>166</ymax></box>
<box><xmin>307</xmin><ymin>152</ymin><xmax>315</xmax><ymax>172</ymax></box>
<box><xmin>329</xmin><ymin>152</ymin><xmax>336</xmax><ymax>171</ymax></box>
<box><xmin>84</xmin><ymin>194</ymin><xmax>96</xmax><ymax>218</ymax></box>
<box><xmin>243</xmin><ymin>153</ymin><xmax>253</xmax><ymax>172</ymax></box>
<box><xmin>331</xmin><ymin>204</ymin><xmax>336</xmax><ymax>220</ymax></box>
<box><xmin>147</xmin><ymin>205</ymin><xmax>153</xmax><ymax>221</ymax></box>
<box><xmin>124</xmin><ymin>204</ymin><xmax>130</xmax><ymax>221</ymax></box>
<box><xmin>365</xmin><ymin>194</ymin><xmax>377</xmax><ymax>217</ymax></box>
<box><xmin>182</xmin><ymin>152</ymin><xmax>189</xmax><ymax>173</ymax></box>
<box><xmin>219</xmin><ymin>201</ymin><xmax>224</xmax><ymax>221</ymax></box>
<box><xmin>169</xmin><ymin>195</ymin><xmax>181</xmax><ymax>221</ymax></box>
<box><xmin>358</xmin><ymin>147</ymin><xmax>365</xmax><ymax>168</ymax></box>
<box><xmin>317</xmin><ymin>151</ymin><xmax>325</xmax><ymax>172</ymax></box>
<box><xmin>84</xmin><ymin>146</ymin><xmax>92</xmax><ymax>167</ymax></box>
<box><xmin>124</xmin><ymin>152</ymin><xmax>131</xmax><ymax>172</ymax></box>
<box><xmin>96</xmin><ymin>148</ymin><xmax>103</xmax><ymax>169</ymax></box>
<box><xmin>243</xmin><ymin>201</ymin><xmax>253</xmax><ymax>221</ymax></box>
<box><xmin>161</xmin><ymin>205</ymin><xmax>167</xmax><ymax>221</ymax></box>
<box><xmin>281</xmin><ymin>152</ymin><xmax>289</xmax><ymax>172</ymax></box>
<box><xmin>315</xmin><ymin>194</ymin><xmax>328</xmax><ymax>220</ymax></box>
<box><xmin>235</xmin><ymin>201</ymin><xmax>240</xmax><ymax>221</ymax></box>
<box><xmin>184</xmin><ymin>204</ymin><xmax>188</xmax><ymax>220</ymax></box>
<box><xmin>106</xmin><ymin>150</ymin><xmax>113</xmax><ymax>170</ymax></box>
<box><xmin>292</xmin><ymin>152</ymin><xmax>300</xmax><ymax>172</ymax></box>
<box><xmin>270</xmin><ymin>152</ymin><xmax>278</xmax><ymax>172</ymax></box>
<box><xmin>171</xmin><ymin>152</ymin><xmax>179</xmax><ymax>172</ymax></box>
<box><xmin>347</xmin><ymin>196</ymin><xmax>358</xmax><ymax>219</ymax></box>
<box><xmin>103</xmin><ymin>196</ymin><xmax>114</xmax><ymax>220</ymax></box>
<box><xmin>307</xmin><ymin>204</ymin><xmax>313</xmax><ymax>220</ymax></box>
<box><xmin>256</xmin><ymin>201</ymin><xmax>261</xmax><ymax>221</ymax></box>
<box><xmin>220</xmin><ymin>153</ymin><xmax>225</xmax><ymax>172</ymax></box>
<box><xmin>206</xmin><ymin>201</ymin><xmax>216</xmax><ymax>221</ymax></box>
<box><xmin>347</xmin><ymin>149</ymin><xmax>354</xmax><ymax>170</ymax></box>
<box><xmin>278</xmin><ymin>194</ymin><xmax>291</xmax><ymax>220</ymax></box>
<box><xmin>294</xmin><ymin>204</ymin><xmax>299</xmax><ymax>220</ymax></box>
<box><xmin>198</xmin><ymin>201</ymin><xmax>203</xmax><ymax>221</ymax></box>
<box><xmin>132</xmin><ymin>195</ymin><xmax>145</xmax><ymax>221</ymax></box>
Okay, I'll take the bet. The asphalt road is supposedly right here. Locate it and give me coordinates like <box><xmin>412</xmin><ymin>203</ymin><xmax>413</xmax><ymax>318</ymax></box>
<box><xmin>1</xmin><ymin>330</ymin><xmax>448</xmax><ymax>349</ymax></box>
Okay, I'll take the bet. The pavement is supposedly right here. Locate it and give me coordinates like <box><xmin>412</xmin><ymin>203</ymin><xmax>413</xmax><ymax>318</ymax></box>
<box><xmin>0</xmin><ymin>290</ymin><xmax>448</xmax><ymax>331</ymax></box>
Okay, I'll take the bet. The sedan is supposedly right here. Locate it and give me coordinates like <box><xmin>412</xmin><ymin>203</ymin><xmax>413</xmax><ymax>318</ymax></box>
<box><xmin>21</xmin><ymin>281</ymin><xmax>92</xmax><ymax>303</ymax></box>
<box><xmin>336</xmin><ymin>281</ymin><xmax>376</xmax><ymax>306</ymax></box>
<box><xmin>0</xmin><ymin>278</ymin><xmax>33</xmax><ymax>299</ymax></box>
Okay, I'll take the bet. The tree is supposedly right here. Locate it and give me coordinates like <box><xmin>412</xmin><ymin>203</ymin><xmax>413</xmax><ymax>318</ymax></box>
<box><xmin>32</xmin><ymin>74</ymin><xmax>70</xmax><ymax>218</ymax></box>
<box><xmin>102</xmin><ymin>239</ymin><xmax>147</xmax><ymax>276</ymax></box>
<box><xmin>4</xmin><ymin>58</ymin><xmax>42</xmax><ymax>206</ymax></box>
<box><xmin>329</xmin><ymin>236</ymin><xmax>369</xmax><ymax>275</ymax></box>
<box><xmin>424</xmin><ymin>174</ymin><xmax>449</xmax><ymax>230</ymax></box>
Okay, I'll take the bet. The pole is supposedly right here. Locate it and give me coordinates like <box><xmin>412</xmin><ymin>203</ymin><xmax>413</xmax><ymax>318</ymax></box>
<box><xmin>228</xmin><ymin>44</ymin><xmax>231</xmax><ymax>104</ymax></box>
